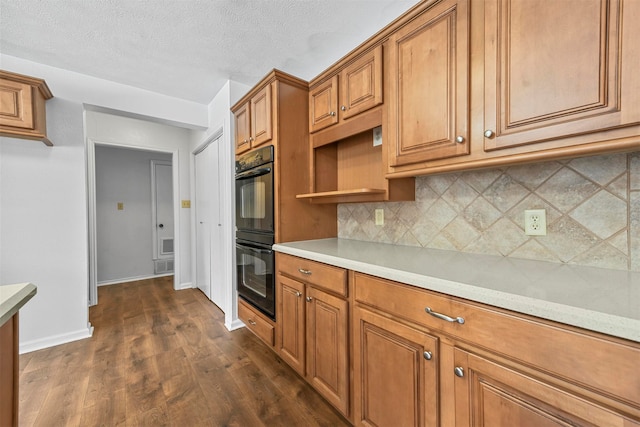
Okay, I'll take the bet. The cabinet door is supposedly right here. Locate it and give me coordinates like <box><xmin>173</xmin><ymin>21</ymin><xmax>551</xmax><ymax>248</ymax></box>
<box><xmin>453</xmin><ymin>348</ymin><xmax>639</xmax><ymax>427</ymax></box>
<box><xmin>309</xmin><ymin>76</ymin><xmax>339</xmax><ymax>133</ymax></box>
<box><xmin>339</xmin><ymin>45</ymin><xmax>383</xmax><ymax>121</ymax></box>
<box><xmin>483</xmin><ymin>0</ymin><xmax>640</xmax><ymax>151</ymax></box>
<box><xmin>306</xmin><ymin>286</ymin><xmax>349</xmax><ymax>416</ymax></box>
<box><xmin>387</xmin><ymin>0</ymin><xmax>470</xmax><ymax>167</ymax></box>
<box><xmin>250</xmin><ymin>84</ymin><xmax>272</xmax><ymax>148</ymax></box>
<box><xmin>0</xmin><ymin>79</ymin><xmax>35</xmax><ymax>130</ymax></box>
<box><xmin>353</xmin><ymin>307</ymin><xmax>438</xmax><ymax>427</ymax></box>
<box><xmin>277</xmin><ymin>275</ymin><xmax>306</xmax><ymax>376</ymax></box>
<box><xmin>234</xmin><ymin>102</ymin><xmax>251</xmax><ymax>155</ymax></box>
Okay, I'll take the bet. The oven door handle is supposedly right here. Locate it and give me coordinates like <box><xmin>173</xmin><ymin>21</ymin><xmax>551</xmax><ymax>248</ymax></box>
<box><xmin>235</xmin><ymin>167</ymin><xmax>272</xmax><ymax>180</ymax></box>
<box><xmin>236</xmin><ymin>243</ymin><xmax>273</xmax><ymax>255</ymax></box>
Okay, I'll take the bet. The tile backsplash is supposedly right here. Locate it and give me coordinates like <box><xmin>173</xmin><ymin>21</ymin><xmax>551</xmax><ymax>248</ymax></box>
<box><xmin>338</xmin><ymin>152</ymin><xmax>640</xmax><ymax>271</ymax></box>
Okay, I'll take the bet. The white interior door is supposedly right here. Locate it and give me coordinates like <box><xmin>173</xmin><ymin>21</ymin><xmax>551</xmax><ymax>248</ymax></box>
<box><xmin>152</xmin><ymin>160</ymin><xmax>174</xmax><ymax>260</ymax></box>
<box><xmin>195</xmin><ymin>146</ymin><xmax>212</xmax><ymax>299</ymax></box>
<box><xmin>209</xmin><ymin>140</ymin><xmax>224</xmax><ymax>308</ymax></box>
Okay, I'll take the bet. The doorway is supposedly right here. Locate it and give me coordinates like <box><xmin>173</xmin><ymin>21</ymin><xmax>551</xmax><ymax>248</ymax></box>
<box><xmin>151</xmin><ymin>160</ymin><xmax>175</xmax><ymax>273</ymax></box>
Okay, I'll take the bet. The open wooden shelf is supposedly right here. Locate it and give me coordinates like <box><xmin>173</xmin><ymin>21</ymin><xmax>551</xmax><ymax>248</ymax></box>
<box><xmin>297</xmin><ymin>188</ymin><xmax>387</xmax><ymax>204</ymax></box>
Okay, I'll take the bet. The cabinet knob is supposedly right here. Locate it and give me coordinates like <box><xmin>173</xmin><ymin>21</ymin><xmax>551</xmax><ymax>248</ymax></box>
<box><xmin>454</xmin><ymin>367</ymin><xmax>465</xmax><ymax>378</ymax></box>
<box><xmin>243</xmin><ymin>139</ymin><xmax>248</xmax><ymax>144</ymax></box>
<box><xmin>249</xmin><ymin>137</ymin><xmax>254</xmax><ymax>142</ymax></box>
<box><xmin>423</xmin><ymin>351</ymin><xmax>432</xmax><ymax>361</ymax></box>
<box><xmin>455</xmin><ymin>135</ymin><xmax>465</xmax><ymax>144</ymax></box>
<box><xmin>295</xmin><ymin>291</ymin><xmax>302</xmax><ymax>297</ymax></box>
<box><xmin>306</xmin><ymin>296</ymin><xmax>313</xmax><ymax>302</ymax></box>
<box><xmin>341</xmin><ymin>105</ymin><xmax>347</xmax><ymax>111</ymax></box>
<box><xmin>484</xmin><ymin>129</ymin><xmax>495</xmax><ymax>138</ymax></box>
<box><xmin>329</xmin><ymin>111</ymin><xmax>336</xmax><ymax>116</ymax></box>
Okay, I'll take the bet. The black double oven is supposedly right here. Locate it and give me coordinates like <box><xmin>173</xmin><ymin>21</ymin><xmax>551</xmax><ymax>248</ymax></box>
<box><xmin>235</xmin><ymin>145</ymin><xmax>276</xmax><ymax>320</ymax></box>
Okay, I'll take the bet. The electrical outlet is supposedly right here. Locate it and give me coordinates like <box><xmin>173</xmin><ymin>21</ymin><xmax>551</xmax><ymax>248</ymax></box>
<box><xmin>524</xmin><ymin>209</ymin><xmax>546</xmax><ymax>235</ymax></box>
<box><xmin>375</xmin><ymin>208</ymin><xmax>384</xmax><ymax>226</ymax></box>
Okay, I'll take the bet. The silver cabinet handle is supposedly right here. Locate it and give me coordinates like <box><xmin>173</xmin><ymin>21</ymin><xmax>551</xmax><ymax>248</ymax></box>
<box><xmin>248</xmin><ymin>319</ymin><xmax>256</xmax><ymax>326</ymax></box>
<box><xmin>243</xmin><ymin>139</ymin><xmax>248</xmax><ymax>144</ymax></box>
<box><xmin>455</xmin><ymin>135</ymin><xmax>465</xmax><ymax>143</ymax></box>
<box><xmin>423</xmin><ymin>351</ymin><xmax>432</xmax><ymax>361</ymax></box>
<box><xmin>306</xmin><ymin>296</ymin><xmax>313</xmax><ymax>302</ymax></box>
<box><xmin>295</xmin><ymin>291</ymin><xmax>301</xmax><ymax>297</ymax></box>
<box><xmin>454</xmin><ymin>367</ymin><xmax>464</xmax><ymax>377</ymax></box>
<box><xmin>425</xmin><ymin>307</ymin><xmax>465</xmax><ymax>324</ymax></box>
<box><xmin>484</xmin><ymin>129</ymin><xmax>494</xmax><ymax>138</ymax></box>
<box><xmin>341</xmin><ymin>105</ymin><xmax>347</xmax><ymax>111</ymax></box>
<box><xmin>298</xmin><ymin>268</ymin><xmax>312</xmax><ymax>275</ymax></box>
<box><xmin>329</xmin><ymin>111</ymin><xmax>336</xmax><ymax>116</ymax></box>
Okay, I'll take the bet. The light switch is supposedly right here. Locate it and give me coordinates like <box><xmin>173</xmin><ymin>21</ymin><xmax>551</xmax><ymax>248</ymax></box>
<box><xmin>181</xmin><ymin>200</ymin><xmax>191</xmax><ymax>208</ymax></box>
<box><xmin>117</xmin><ymin>202</ymin><xmax>124</xmax><ymax>210</ymax></box>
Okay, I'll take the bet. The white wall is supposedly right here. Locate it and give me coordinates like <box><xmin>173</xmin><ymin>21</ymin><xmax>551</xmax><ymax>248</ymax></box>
<box><xmin>190</xmin><ymin>80</ymin><xmax>250</xmax><ymax>330</ymax></box>
<box><xmin>0</xmin><ymin>98</ymin><xmax>91</xmax><ymax>352</ymax></box>
<box><xmin>0</xmin><ymin>55</ymin><xmax>210</xmax><ymax>352</ymax></box>
<box><xmin>95</xmin><ymin>146</ymin><xmax>172</xmax><ymax>283</ymax></box>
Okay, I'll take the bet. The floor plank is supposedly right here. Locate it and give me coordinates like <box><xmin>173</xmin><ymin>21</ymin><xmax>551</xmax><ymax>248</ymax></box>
<box><xmin>19</xmin><ymin>277</ymin><xmax>350</xmax><ymax>426</ymax></box>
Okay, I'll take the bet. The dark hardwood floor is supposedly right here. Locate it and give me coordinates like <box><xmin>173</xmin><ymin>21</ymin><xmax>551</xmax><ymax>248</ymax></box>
<box><xmin>19</xmin><ymin>277</ymin><xmax>350</xmax><ymax>426</ymax></box>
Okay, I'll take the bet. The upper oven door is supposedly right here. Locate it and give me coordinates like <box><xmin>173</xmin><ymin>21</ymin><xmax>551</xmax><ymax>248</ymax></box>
<box><xmin>235</xmin><ymin>162</ymin><xmax>274</xmax><ymax>235</ymax></box>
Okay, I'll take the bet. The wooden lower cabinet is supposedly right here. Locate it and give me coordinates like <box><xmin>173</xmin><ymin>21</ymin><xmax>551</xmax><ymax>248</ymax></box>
<box><xmin>453</xmin><ymin>347</ymin><xmax>640</xmax><ymax>427</ymax></box>
<box><xmin>353</xmin><ymin>306</ymin><xmax>438</xmax><ymax>427</ymax></box>
<box><xmin>276</xmin><ymin>261</ymin><xmax>349</xmax><ymax>417</ymax></box>
<box><xmin>0</xmin><ymin>314</ymin><xmax>19</xmax><ymax>427</ymax></box>
<box><xmin>237</xmin><ymin>298</ymin><xmax>275</xmax><ymax>348</ymax></box>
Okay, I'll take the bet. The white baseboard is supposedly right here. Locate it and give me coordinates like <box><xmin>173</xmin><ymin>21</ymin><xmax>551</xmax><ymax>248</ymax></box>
<box><xmin>227</xmin><ymin>318</ymin><xmax>246</xmax><ymax>331</ymax></box>
<box><xmin>98</xmin><ymin>273</ymin><xmax>174</xmax><ymax>287</ymax></box>
<box><xmin>20</xmin><ymin>325</ymin><xmax>94</xmax><ymax>354</ymax></box>
<box><xmin>177</xmin><ymin>282</ymin><xmax>193</xmax><ymax>290</ymax></box>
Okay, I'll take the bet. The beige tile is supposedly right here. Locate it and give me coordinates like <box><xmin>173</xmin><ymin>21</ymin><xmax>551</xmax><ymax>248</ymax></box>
<box><xmin>568</xmin><ymin>190</ymin><xmax>627</xmax><ymax>239</ymax></box>
<box><xmin>483</xmin><ymin>174</ymin><xmax>528</xmax><ymax>213</ymax></box>
<box><xmin>607</xmin><ymin>173</ymin><xmax>628</xmax><ymax>200</ymax></box>
<box><xmin>542</xmin><ymin>217</ymin><xmax>600</xmax><ymax>262</ymax></box>
<box><xmin>463</xmin><ymin>235</ymin><xmax>503</xmax><ymax>257</ymax></box>
<box><xmin>417</xmin><ymin>199</ymin><xmax>457</xmax><ymax>230</ymax></box>
<box><xmin>427</xmin><ymin>234</ymin><xmax>458</xmax><ymax>251</ymax></box>
<box><xmin>535</xmin><ymin>168</ymin><xmax>598</xmax><ymax>212</ymax></box>
<box><xmin>395</xmin><ymin>231</ymin><xmax>422</xmax><ymax>247</ymax></box>
<box><xmin>460</xmin><ymin>168</ymin><xmax>503</xmax><ymax>193</ymax></box>
<box><xmin>479</xmin><ymin>218</ymin><xmax>529</xmax><ymax>256</ymax></box>
<box><xmin>425</xmin><ymin>173</ymin><xmax>458</xmax><ymax>195</ymax></box>
<box><xmin>506</xmin><ymin>194</ymin><xmax>563</xmax><ymax>231</ymax></box>
<box><xmin>506</xmin><ymin>161</ymin><xmax>563</xmax><ymax>190</ymax></box>
<box><xmin>630</xmin><ymin>191</ymin><xmax>640</xmax><ymax>271</ymax></box>
<box><xmin>442</xmin><ymin>217</ymin><xmax>480</xmax><ymax>250</ymax></box>
<box><xmin>631</xmin><ymin>152</ymin><xmax>640</xmax><ymax>191</ymax></box>
<box><xmin>462</xmin><ymin>197</ymin><xmax>502</xmax><ymax>231</ymax></box>
<box><xmin>415</xmin><ymin>177</ymin><xmax>439</xmax><ymax>204</ymax></box>
<box><xmin>608</xmin><ymin>231</ymin><xmax>629</xmax><ymax>256</ymax></box>
<box><xmin>568</xmin><ymin>153</ymin><xmax>628</xmax><ymax>185</ymax></box>
<box><xmin>569</xmin><ymin>242</ymin><xmax>629</xmax><ymax>270</ymax></box>
<box><xmin>442</xmin><ymin>179</ymin><xmax>479</xmax><ymax>213</ymax></box>
<box><xmin>396</xmin><ymin>203</ymin><xmax>421</xmax><ymax>227</ymax></box>
<box><xmin>509</xmin><ymin>239</ymin><xmax>562</xmax><ymax>263</ymax></box>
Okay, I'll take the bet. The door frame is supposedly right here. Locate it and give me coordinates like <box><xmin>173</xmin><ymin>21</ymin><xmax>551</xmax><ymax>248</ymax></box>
<box><xmin>87</xmin><ymin>138</ymin><xmax>180</xmax><ymax>306</ymax></box>
<box><xmin>151</xmin><ymin>159</ymin><xmax>174</xmax><ymax>261</ymax></box>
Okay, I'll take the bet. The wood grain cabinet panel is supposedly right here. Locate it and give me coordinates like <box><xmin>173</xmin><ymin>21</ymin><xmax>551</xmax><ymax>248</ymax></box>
<box><xmin>386</xmin><ymin>0</ymin><xmax>470</xmax><ymax>167</ymax></box>
<box><xmin>238</xmin><ymin>298</ymin><xmax>275</xmax><ymax>348</ymax></box>
<box><xmin>353</xmin><ymin>307</ymin><xmax>438</xmax><ymax>427</ymax></box>
<box><xmin>309</xmin><ymin>76</ymin><xmax>339</xmax><ymax>133</ymax></box>
<box><xmin>276</xmin><ymin>253</ymin><xmax>350</xmax><ymax>418</ymax></box>
<box><xmin>483</xmin><ymin>0</ymin><xmax>640</xmax><ymax>151</ymax></box>
<box><xmin>233</xmin><ymin>84</ymin><xmax>273</xmax><ymax>155</ymax></box>
<box><xmin>339</xmin><ymin>46</ymin><xmax>383</xmax><ymax>121</ymax></box>
<box><xmin>234</xmin><ymin>101</ymin><xmax>251</xmax><ymax>154</ymax></box>
<box><xmin>453</xmin><ymin>348</ymin><xmax>640</xmax><ymax>427</ymax></box>
<box><xmin>0</xmin><ymin>70</ymin><xmax>53</xmax><ymax>146</ymax></box>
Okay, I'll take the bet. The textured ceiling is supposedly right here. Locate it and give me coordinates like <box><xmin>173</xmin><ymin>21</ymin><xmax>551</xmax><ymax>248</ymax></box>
<box><xmin>0</xmin><ymin>0</ymin><xmax>418</xmax><ymax>104</ymax></box>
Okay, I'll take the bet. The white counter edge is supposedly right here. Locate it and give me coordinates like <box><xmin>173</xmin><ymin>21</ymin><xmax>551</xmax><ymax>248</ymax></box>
<box><xmin>0</xmin><ymin>283</ymin><xmax>37</xmax><ymax>327</ymax></box>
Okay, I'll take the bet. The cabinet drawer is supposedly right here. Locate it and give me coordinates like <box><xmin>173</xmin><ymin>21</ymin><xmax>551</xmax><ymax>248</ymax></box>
<box><xmin>277</xmin><ymin>253</ymin><xmax>347</xmax><ymax>297</ymax></box>
<box><xmin>238</xmin><ymin>299</ymin><xmax>275</xmax><ymax>347</ymax></box>
<box><xmin>353</xmin><ymin>272</ymin><xmax>640</xmax><ymax>408</ymax></box>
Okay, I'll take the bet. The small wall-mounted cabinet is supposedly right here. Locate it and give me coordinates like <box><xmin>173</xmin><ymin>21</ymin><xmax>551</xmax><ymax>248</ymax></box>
<box><xmin>0</xmin><ymin>70</ymin><xmax>53</xmax><ymax>146</ymax></box>
<box><xmin>233</xmin><ymin>84</ymin><xmax>272</xmax><ymax>155</ymax></box>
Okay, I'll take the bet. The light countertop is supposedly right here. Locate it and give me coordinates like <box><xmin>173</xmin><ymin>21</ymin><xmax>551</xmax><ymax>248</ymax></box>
<box><xmin>0</xmin><ymin>283</ymin><xmax>37</xmax><ymax>326</ymax></box>
<box><xmin>273</xmin><ymin>238</ymin><xmax>640</xmax><ymax>343</ymax></box>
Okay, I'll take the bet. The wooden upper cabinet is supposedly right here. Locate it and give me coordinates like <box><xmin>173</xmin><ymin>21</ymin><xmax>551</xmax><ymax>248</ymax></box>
<box><xmin>339</xmin><ymin>45</ymin><xmax>383</xmax><ymax>120</ymax></box>
<box><xmin>250</xmin><ymin>84</ymin><xmax>272</xmax><ymax>148</ymax></box>
<box><xmin>0</xmin><ymin>70</ymin><xmax>53</xmax><ymax>146</ymax></box>
<box><xmin>483</xmin><ymin>0</ymin><xmax>640</xmax><ymax>151</ymax></box>
<box><xmin>234</xmin><ymin>101</ymin><xmax>251</xmax><ymax>154</ymax></box>
<box><xmin>386</xmin><ymin>0</ymin><xmax>470</xmax><ymax>168</ymax></box>
<box><xmin>309</xmin><ymin>76</ymin><xmax>339</xmax><ymax>133</ymax></box>
<box><xmin>309</xmin><ymin>45</ymin><xmax>383</xmax><ymax>134</ymax></box>
<box><xmin>234</xmin><ymin>83</ymin><xmax>273</xmax><ymax>155</ymax></box>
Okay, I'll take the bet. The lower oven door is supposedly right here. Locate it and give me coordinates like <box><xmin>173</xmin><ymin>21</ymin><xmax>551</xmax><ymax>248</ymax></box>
<box><xmin>236</xmin><ymin>240</ymin><xmax>275</xmax><ymax>319</ymax></box>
